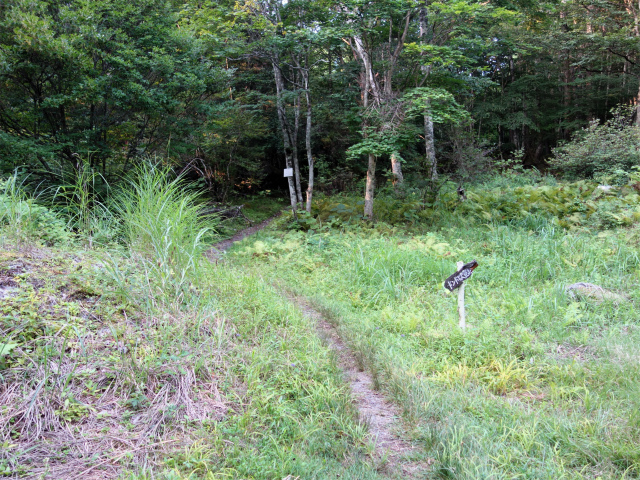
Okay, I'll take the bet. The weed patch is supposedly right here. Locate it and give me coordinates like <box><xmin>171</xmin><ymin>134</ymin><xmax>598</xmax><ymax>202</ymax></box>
<box><xmin>0</xmin><ymin>170</ymin><xmax>382</xmax><ymax>478</ymax></box>
<box><xmin>231</xmin><ymin>203</ymin><xmax>640</xmax><ymax>478</ymax></box>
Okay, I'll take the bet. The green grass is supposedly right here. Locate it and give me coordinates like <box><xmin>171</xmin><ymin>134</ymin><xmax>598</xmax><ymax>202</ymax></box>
<box><xmin>0</xmin><ymin>174</ymin><xmax>71</xmax><ymax>248</ymax></box>
<box><xmin>0</xmin><ymin>170</ymin><xmax>381</xmax><ymax>479</ymax></box>
<box><xmin>4</xmin><ymin>168</ymin><xmax>640</xmax><ymax>478</ymax></box>
<box><xmin>229</xmin><ymin>204</ymin><xmax>640</xmax><ymax>479</ymax></box>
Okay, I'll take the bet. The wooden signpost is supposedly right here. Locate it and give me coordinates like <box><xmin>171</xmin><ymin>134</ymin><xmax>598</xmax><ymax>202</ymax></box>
<box><xmin>444</xmin><ymin>260</ymin><xmax>478</xmax><ymax>292</ymax></box>
<box><xmin>444</xmin><ymin>260</ymin><xmax>478</xmax><ymax>331</ymax></box>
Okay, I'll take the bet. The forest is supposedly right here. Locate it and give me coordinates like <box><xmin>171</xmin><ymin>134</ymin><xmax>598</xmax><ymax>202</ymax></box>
<box><xmin>0</xmin><ymin>0</ymin><xmax>639</xmax><ymax>207</ymax></box>
<box><xmin>1</xmin><ymin>1</ymin><xmax>640</xmax><ymax>479</ymax></box>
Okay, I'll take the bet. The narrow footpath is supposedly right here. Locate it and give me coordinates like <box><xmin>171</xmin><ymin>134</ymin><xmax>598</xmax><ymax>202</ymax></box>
<box><xmin>207</xmin><ymin>216</ymin><xmax>432</xmax><ymax>478</ymax></box>
<box><xmin>205</xmin><ymin>213</ymin><xmax>281</xmax><ymax>261</ymax></box>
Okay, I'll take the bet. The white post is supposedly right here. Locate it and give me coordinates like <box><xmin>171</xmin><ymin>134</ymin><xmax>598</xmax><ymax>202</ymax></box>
<box><xmin>456</xmin><ymin>261</ymin><xmax>466</xmax><ymax>331</ymax></box>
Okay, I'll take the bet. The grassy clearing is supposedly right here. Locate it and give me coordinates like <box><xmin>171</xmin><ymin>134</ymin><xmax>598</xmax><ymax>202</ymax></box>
<box><xmin>4</xmin><ymin>167</ymin><xmax>640</xmax><ymax>478</ymax></box>
<box><xmin>0</xmin><ymin>171</ymin><xmax>380</xmax><ymax>479</ymax></box>
<box><xmin>230</xmin><ymin>189</ymin><xmax>640</xmax><ymax>479</ymax></box>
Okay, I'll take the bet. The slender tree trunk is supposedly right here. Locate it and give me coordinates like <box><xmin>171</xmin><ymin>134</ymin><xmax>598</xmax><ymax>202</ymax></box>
<box><xmin>303</xmin><ymin>68</ymin><xmax>314</xmax><ymax>213</ymax></box>
<box><xmin>361</xmin><ymin>60</ymin><xmax>375</xmax><ymax>220</ymax></box>
<box><xmin>419</xmin><ymin>5</ymin><xmax>437</xmax><ymax>179</ymax></box>
<box><xmin>293</xmin><ymin>88</ymin><xmax>304</xmax><ymax>203</ymax></box>
<box><xmin>424</xmin><ymin>108</ymin><xmax>437</xmax><ymax>179</ymax></box>
<box><xmin>634</xmin><ymin>0</ymin><xmax>640</xmax><ymax>126</ymax></box>
<box><xmin>364</xmin><ymin>154</ymin><xmax>376</xmax><ymax>219</ymax></box>
<box><xmin>353</xmin><ymin>35</ymin><xmax>381</xmax><ymax>104</ymax></box>
<box><xmin>636</xmin><ymin>82</ymin><xmax>640</xmax><ymax>127</ymax></box>
<box><xmin>351</xmin><ymin>11</ymin><xmax>411</xmax><ymax>217</ymax></box>
<box><xmin>272</xmin><ymin>61</ymin><xmax>298</xmax><ymax>216</ymax></box>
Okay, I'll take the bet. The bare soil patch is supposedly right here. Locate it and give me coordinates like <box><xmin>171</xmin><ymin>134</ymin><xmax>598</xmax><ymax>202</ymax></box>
<box><xmin>554</xmin><ymin>342</ymin><xmax>598</xmax><ymax>362</ymax></box>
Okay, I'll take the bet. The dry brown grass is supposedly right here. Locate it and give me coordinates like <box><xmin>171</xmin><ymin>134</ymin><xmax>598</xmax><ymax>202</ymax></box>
<box><xmin>0</xmin><ymin>247</ymin><xmax>233</xmax><ymax>479</ymax></box>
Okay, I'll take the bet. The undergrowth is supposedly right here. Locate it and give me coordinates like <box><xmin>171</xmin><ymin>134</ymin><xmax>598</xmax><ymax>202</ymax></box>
<box><xmin>4</xmin><ymin>166</ymin><xmax>640</xmax><ymax>479</ymax></box>
<box><xmin>0</xmin><ymin>169</ymin><xmax>380</xmax><ymax>479</ymax></box>
<box><xmin>231</xmin><ymin>188</ymin><xmax>640</xmax><ymax>479</ymax></box>
<box><xmin>292</xmin><ymin>175</ymin><xmax>640</xmax><ymax>233</ymax></box>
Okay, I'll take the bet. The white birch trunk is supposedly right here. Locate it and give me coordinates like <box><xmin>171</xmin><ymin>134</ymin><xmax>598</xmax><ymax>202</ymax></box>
<box><xmin>352</xmin><ymin>12</ymin><xmax>411</xmax><ymax>216</ymax></box>
<box><xmin>272</xmin><ymin>61</ymin><xmax>298</xmax><ymax>216</ymax></box>
<box><xmin>420</xmin><ymin>6</ymin><xmax>437</xmax><ymax>180</ymax></box>
<box><xmin>390</xmin><ymin>152</ymin><xmax>404</xmax><ymax>188</ymax></box>
<box><xmin>303</xmin><ymin>69</ymin><xmax>314</xmax><ymax>213</ymax></box>
<box><xmin>636</xmin><ymin>84</ymin><xmax>640</xmax><ymax>128</ymax></box>
<box><xmin>425</xmin><ymin>107</ymin><xmax>437</xmax><ymax>180</ymax></box>
<box><xmin>293</xmin><ymin>90</ymin><xmax>304</xmax><ymax>204</ymax></box>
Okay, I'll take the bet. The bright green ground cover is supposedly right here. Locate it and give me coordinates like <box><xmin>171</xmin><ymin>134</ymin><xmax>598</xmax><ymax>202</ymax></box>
<box><xmin>3</xmin><ymin>170</ymin><xmax>640</xmax><ymax>479</ymax></box>
<box><xmin>229</xmin><ymin>199</ymin><xmax>640</xmax><ymax>479</ymax></box>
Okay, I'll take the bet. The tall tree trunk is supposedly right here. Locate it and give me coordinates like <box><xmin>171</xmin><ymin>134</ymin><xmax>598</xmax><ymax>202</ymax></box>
<box><xmin>360</xmin><ymin>58</ymin><xmax>375</xmax><ymax>220</ymax></box>
<box><xmin>353</xmin><ymin>34</ymin><xmax>378</xmax><ymax>219</ymax></box>
<box><xmin>634</xmin><ymin>0</ymin><xmax>640</xmax><ymax>126</ymax></box>
<box><xmin>636</xmin><ymin>83</ymin><xmax>640</xmax><ymax>127</ymax></box>
<box><xmin>351</xmin><ymin>11</ymin><xmax>411</xmax><ymax>216</ymax></box>
<box><xmin>390</xmin><ymin>152</ymin><xmax>404</xmax><ymax>190</ymax></box>
<box><xmin>424</xmin><ymin>107</ymin><xmax>437</xmax><ymax>179</ymax></box>
<box><xmin>352</xmin><ymin>35</ymin><xmax>381</xmax><ymax>105</ymax></box>
<box><xmin>419</xmin><ymin>5</ymin><xmax>437</xmax><ymax>179</ymax></box>
<box><xmin>293</xmin><ymin>88</ymin><xmax>304</xmax><ymax>203</ymax></box>
<box><xmin>303</xmin><ymin>67</ymin><xmax>314</xmax><ymax>213</ymax></box>
<box><xmin>272</xmin><ymin>61</ymin><xmax>298</xmax><ymax>216</ymax></box>
<box><xmin>364</xmin><ymin>153</ymin><xmax>376</xmax><ymax>219</ymax></box>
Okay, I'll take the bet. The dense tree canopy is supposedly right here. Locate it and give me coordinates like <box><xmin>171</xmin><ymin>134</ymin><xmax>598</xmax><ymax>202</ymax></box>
<box><xmin>0</xmin><ymin>0</ymin><xmax>638</xmax><ymax>208</ymax></box>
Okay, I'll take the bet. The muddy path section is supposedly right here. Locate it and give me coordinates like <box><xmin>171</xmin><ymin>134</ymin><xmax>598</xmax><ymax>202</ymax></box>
<box><xmin>290</xmin><ymin>296</ymin><xmax>432</xmax><ymax>478</ymax></box>
<box><xmin>205</xmin><ymin>212</ymin><xmax>281</xmax><ymax>261</ymax></box>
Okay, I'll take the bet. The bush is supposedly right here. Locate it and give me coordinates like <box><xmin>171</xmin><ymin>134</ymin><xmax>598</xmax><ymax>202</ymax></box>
<box><xmin>550</xmin><ymin>107</ymin><xmax>640</xmax><ymax>179</ymax></box>
<box><xmin>0</xmin><ymin>175</ymin><xmax>71</xmax><ymax>246</ymax></box>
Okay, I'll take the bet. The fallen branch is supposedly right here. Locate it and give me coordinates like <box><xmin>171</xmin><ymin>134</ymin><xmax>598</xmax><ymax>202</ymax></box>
<box><xmin>200</xmin><ymin>204</ymin><xmax>252</xmax><ymax>224</ymax></box>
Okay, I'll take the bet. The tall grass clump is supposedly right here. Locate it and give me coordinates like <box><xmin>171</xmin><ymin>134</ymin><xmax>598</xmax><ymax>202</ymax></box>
<box><xmin>0</xmin><ymin>174</ymin><xmax>31</xmax><ymax>248</ymax></box>
<box><xmin>111</xmin><ymin>164</ymin><xmax>217</xmax><ymax>310</ymax></box>
<box><xmin>51</xmin><ymin>156</ymin><xmax>117</xmax><ymax>248</ymax></box>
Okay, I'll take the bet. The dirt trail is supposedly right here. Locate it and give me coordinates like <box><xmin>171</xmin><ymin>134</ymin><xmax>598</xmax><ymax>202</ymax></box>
<box><xmin>291</xmin><ymin>297</ymin><xmax>431</xmax><ymax>477</ymax></box>
<box><xmin>205</xmin><ymin>212</ymin><xmax>281</xmax><ymax>261</ymax></box>
<box><xmin>205</xmin><ymin>215</ymin><xmax>431</xmax><ymax>477</ymax></box>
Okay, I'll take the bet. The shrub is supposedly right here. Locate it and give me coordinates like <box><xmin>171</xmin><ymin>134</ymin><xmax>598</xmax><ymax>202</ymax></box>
<box><xmin>0</xmin><ymin>175</ymin><xmax>71</xmax><ymax>247</ymax></box>
<box><xmin>550</xmin><ymin>107</ymin><xmax>640</xmax><ymax>179</ymax></box>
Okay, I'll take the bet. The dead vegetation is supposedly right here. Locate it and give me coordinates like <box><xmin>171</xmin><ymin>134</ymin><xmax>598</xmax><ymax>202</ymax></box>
<box><xmin>0</xmin><ymin>247</ymin><xmax>231</xmax><ymax>478</ymax></box>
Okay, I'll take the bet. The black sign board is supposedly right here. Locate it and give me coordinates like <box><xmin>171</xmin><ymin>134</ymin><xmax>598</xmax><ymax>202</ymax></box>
<box><xmin>444</xmin><ymin>260</ymin><xmax>478</xmax><ymax>291</ymax></box>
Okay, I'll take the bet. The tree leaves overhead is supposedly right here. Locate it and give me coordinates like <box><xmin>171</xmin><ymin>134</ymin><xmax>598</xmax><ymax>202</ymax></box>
<box><xmin>0</xmin><ymin>0</ymin><xmax>224</xmax><ymax>176</ymax></box>
<box><xmin>0</xmin><ymin>0</ymin><xmax>637</xmax><ymax>192</ymax></box>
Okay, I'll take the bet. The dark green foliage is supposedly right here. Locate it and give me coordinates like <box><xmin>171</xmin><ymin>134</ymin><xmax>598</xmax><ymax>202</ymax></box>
<box><xmin>0</xmin><ymin>0</ymin><xmax>223</xmax><ymax>179</ymax></box>
<box><xmin>550</xmin><ymin>109</ymin><xmax>640</xmax><ymax>179</ymax></box>
<box><xmin>0</xmin><ymin>0</ymin><xmax>639</xmax><ymax>209</ymax></box>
